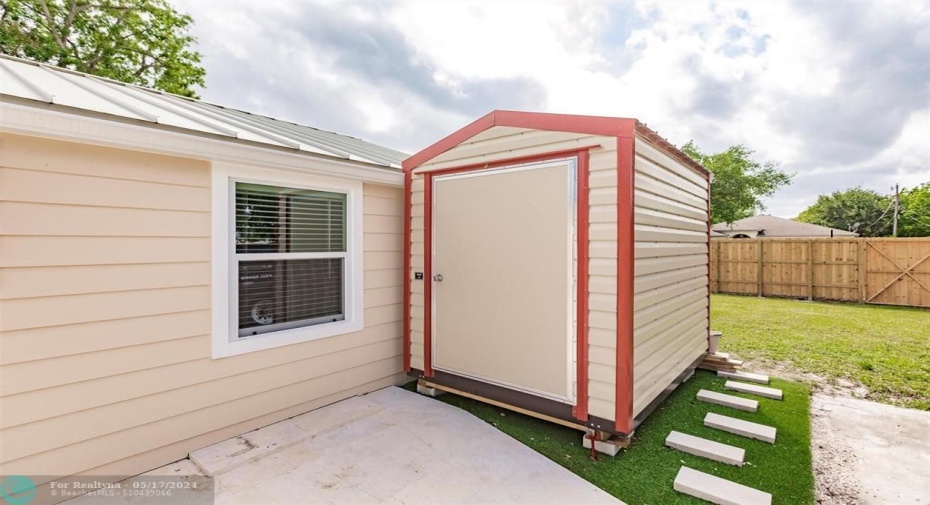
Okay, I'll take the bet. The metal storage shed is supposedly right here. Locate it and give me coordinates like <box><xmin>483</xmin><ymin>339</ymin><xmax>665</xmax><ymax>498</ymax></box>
<box><xmin>402</xmin><ymin>110</ymin><xmax>712</xmax><ymax>441</ymax></box>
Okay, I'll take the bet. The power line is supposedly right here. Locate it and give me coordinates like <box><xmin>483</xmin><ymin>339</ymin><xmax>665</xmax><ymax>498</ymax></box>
<box><xmin>860</xmin><ymin>195</ymin><xmax>896</xmax><ymax>232</ymax></box>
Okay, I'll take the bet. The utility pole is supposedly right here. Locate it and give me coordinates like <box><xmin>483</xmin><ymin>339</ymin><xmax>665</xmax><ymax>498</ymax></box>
<box><xmin>893</xmin><ymin>184</ymin><xmax>899</xmax><ymax>237</ymax></box>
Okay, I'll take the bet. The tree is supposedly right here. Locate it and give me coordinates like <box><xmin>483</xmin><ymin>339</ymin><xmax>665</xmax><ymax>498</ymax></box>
<box><xmin>681</xmin><ymin>141</ymin><xmax>793</xmax><ymax>225</ymax></box>
<box><xmin>0</xmin><ymin>0</ymin><xmax>205</xmax><ymax>97</ymax></box>
<box><xmin>899</xmin><ymin>182</ymin><xmax>930</xmax><ymax>237</ymax></box>
<box><xmin>796</xmin><ymin>187</ymin><xmax>893</xmax><ymax>237</ymax></box>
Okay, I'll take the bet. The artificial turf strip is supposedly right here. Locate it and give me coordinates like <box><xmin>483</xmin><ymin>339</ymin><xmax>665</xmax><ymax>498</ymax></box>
<box><xmin>711</xmin><ymin>294</ymin><xmax>930</xmax><ymax>410</ymax></box>
<box><xmin>405</xmin><ymin>370</ymin><xmax>814</xmax><ymax>505</ymax></box>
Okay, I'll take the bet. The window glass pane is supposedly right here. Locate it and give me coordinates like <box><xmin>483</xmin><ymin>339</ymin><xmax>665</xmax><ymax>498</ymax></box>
<box><xmin>238</xmin><ymin>258</ymin><xmax>344</xmax><ymax>337</ymax></box>
<box><xmin>236</xmin><ymin>183</ymin><xmax>346</xmax><ymax>254</ymax></box>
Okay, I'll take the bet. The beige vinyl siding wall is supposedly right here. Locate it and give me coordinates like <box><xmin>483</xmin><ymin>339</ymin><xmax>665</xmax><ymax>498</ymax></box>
<box><xmin>408</xmin><ymin>127</ymin><xmax>618</xmax><ymax>420</ymax></box>
<box><xmin>0</xmin><ymin>134</ymin><xmax>405</xmax><ymax>480</ymax></box>
<box><xmin>632</xmin><ymin>136</ymin><xmax>710</xmax><ymax>417</ymax></box>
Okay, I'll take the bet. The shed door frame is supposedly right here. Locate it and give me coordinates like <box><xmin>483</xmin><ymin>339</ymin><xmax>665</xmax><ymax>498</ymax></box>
<box><xmin>420</xmin><ymin>148</ymin><xmax>592</xmax><ymax>421</ymax></box>
<box><xmin>431</xmin><ymin>159</ymin><xmax>577</xmax><ymax>404</ymax></box>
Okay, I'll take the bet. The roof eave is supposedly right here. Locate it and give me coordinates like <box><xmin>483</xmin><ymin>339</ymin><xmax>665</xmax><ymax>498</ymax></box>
<box><xmin>634</xmin><ymin>121</ymin><xmax>710</xmax><ymax>177</ymax></box>
<box><xmin>0</xmin><ymin>97</ymin><xmax>403</xmax><ymax>185</ymax></box>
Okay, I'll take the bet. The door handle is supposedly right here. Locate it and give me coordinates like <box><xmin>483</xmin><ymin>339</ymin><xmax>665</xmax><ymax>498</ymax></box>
<box><xmin>433</xmin><ymin>274</ymin><xmax>444</xmax><ymax>282</ymax></box>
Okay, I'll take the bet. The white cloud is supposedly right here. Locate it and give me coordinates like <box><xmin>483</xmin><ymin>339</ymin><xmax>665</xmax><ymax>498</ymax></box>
<box><xmin>173</xmin><ymin>0</ymin><xmax>929</xmax><ymax>217</ymax></box>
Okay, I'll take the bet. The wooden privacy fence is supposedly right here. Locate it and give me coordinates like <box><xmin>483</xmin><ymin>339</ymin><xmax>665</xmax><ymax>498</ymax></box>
<box><xmin>711</xmin><ymin>238</ymin><xmax>930</xmax><ymax>308</ymax></box>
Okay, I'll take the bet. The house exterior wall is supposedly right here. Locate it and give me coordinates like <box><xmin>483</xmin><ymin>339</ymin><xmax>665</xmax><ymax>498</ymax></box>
<box><xmin>631</xmin><ymin>136</ymin><xmax>710</xmax><ymax>417</ymax></box>
<box><xmin>407</xmin><ymin>126</ymin><xmax>619</xmax><ymax>421</ymax></box>
<box><xmin>0</xmin><ymin>134</ymin><xmax>405</xmax><ymax>482</ymax></box>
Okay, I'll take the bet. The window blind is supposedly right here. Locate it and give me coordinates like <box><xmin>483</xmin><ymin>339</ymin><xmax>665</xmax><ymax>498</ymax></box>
<box><xmin>234</xmin><ymin>183</ymin><xmax>347</xmax><ymax>337</ymax></box>
<box><xmin>235</xmin><ymin>183</ymin><xmax>346</xmax><ymax>253</ymax></box>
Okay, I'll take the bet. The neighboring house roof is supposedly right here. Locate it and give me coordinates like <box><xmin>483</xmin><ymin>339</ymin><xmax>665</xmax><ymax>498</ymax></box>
<box><xmin>0</xmin><ymin>54</ymin><xmax>407</xmax><ymax>168</ymax></box>
<box><xmin>711</xmin><ymin>215</ymin><xmax>859</xmax><ymax>238</ymax></box>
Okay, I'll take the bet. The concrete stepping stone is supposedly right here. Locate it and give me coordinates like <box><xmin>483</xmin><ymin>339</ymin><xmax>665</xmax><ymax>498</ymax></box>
<box><xmin>704</xmin><ymin>412</ymin><xmax>777</xmax><ymax>444</ymax></box>
<box><xmin>666</xmin><ymin>431</ymin><xmax>745</xmax><ymax>466</ymax></box>
<box><xmin>674</xmin><ymin>466</ymin><xmax>772</xmax><ymax>505</ymax></box>
<box><xmin>725</xmin><ymin>381</ymin><xmax>783</xmax><ymax>400</ymax></box>
<box><xmin>718</xmin><ymin>370</ymin><xmax>769</xmax><ymax>384</ymax></box>
<box><xmin>697</xmin><ymin>389</ymin><xmax>759</xmax><ymax>412</ymax></box>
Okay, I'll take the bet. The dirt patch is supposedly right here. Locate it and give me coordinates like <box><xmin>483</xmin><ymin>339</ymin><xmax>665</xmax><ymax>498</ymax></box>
<box><xmin>733</xmin><ymin>357</ymin><xmax>870</xmax><ymax>399</ymax></box>
<box><xmin>810</xmin><ymin>394</ymin><xmax>862</xmax><ymax>504</ymax></box>
<box><xmin>730</xmin><ymin>356</ymin><xmax>868</xmax><ymax>503</ymax></box>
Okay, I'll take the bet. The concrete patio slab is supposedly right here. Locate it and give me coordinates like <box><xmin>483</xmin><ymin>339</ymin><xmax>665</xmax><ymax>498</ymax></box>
<box><xmin>812</xmin><ymin>395</ymin><xmax>930</xmax><ymax>505</ymax></box>
<box><xmin>73</xmin><ymin>386</ymin><xmax>622</xmax><ymax>504</ymax></box>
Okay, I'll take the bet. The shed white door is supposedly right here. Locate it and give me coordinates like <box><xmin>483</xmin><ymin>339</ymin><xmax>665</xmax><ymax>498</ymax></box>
<box><xmin>432</xmin><ymin>160</ymin><xmax>575</xmax><ymax>403</ymax></box>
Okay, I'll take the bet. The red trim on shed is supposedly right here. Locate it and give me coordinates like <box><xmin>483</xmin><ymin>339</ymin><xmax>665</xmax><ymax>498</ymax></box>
<box><xmin>403</xmin><ymin>112</ymin><xmax>496</xmax><ymax>172</ymax></box>
<box><xmin>403</xmin><ymin>111</ymin><xmax>636</xmax><ymax>172</ymax></box>
<box><xmin>403</xmin><ymin>170</ymin><xmax>412</xmax><ymax>372</ymax></box>
<box><xmin>615</xmin><ymin>134</ymin><xmax>636</xmax><ymax>434</ymax></box>
<box><xmin>573</xmin><ymin>149</ymin><xmax>590</xmax><ymax>422</ymax></box>
<box><xmin>420</xmin><ymin>148</ymin><xmax>594</xmax><ymax>419</ymax></box>
<box><xmin>405</xmin><ymin>110</ymin><xmax>711</xmax><ymax>434</ymax></box>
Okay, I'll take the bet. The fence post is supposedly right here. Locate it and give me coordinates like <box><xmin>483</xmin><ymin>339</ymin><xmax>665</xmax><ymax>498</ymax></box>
<box><xmin>808</xmin><ymin>240</ymin><xmax>814</xmax><ymax>301</ymax></box>
<box><xmin>757</xmin><ymin>240</ymin><xmax>764</xmax><ymax>297</ymax></box>
<box><xmin>858</xmin><ymin>239</ymin><xmax>867</xmax><ymax>303</ymax></box>
<box><xmin>714</xmin><ymin>240</ymin><xmax>721</xmax><ymax>293</ymax></box>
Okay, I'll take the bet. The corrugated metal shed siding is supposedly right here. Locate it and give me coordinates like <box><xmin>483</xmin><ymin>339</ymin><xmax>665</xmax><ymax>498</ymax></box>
<box><xmin>0</xmin><ymin>134</ymin><xmax>405</xmax><ymax>478</ymax></box>
<box><xmin>410</xmin><ymin>174</ymin><xmax>426</xmax><ymax>371</ymax></box>
<box><xmin>632</xmin><ymin>137</ymin><xmax>709</xmax><ymax>417</ymax></box>
<box><xmin>585</xmin><ymin>141</ymin><xmax>618</xmax><ymax>420</ymax></box>
<box><xmin>407</xmin><ymin>127</ymin><xmax>618</xmax><ymax>420</ymax></box>
<box><xmin>0</xmin><ymin>55</ymin><xmax>406</xmax><ymax>168</ymax></box>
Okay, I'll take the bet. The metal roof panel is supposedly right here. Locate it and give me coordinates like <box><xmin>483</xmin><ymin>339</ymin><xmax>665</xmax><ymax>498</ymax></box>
<box><xmin>0</xmin><ymin>55</ymin><xmax>406</xmax><ymax>168</ymax></box>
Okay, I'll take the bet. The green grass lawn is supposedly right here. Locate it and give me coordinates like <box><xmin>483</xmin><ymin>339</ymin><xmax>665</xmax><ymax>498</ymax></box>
<box><xmin>711</xmin><ymin>294</ymin><xmax>930</xmax><ymax>410</ymax></box>
<box><xmin>408</xmin><ymin>370</ymin><xmax>813</xmax><ymax>505</ymax></box>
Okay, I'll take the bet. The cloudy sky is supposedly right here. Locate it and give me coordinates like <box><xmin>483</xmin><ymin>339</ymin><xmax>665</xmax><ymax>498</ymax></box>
<box><xmin>172</xmin><ymin>0</ymin><xmax>929</xmax><ymax>217</ymax></box>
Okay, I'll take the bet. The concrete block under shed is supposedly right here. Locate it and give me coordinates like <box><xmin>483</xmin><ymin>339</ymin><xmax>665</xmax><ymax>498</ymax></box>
<box><xmin>582</xmin><ymin>433</ymin><xmax>630</xmax><ymax>457</ymax></box>
<box><xmin>416</xmin><ymin>383</ymin><xmax>446</xmax><ymax>397</ymax></box>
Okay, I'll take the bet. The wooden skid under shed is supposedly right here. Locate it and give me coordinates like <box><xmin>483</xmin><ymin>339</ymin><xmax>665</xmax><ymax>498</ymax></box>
<box><xmin>699</xmin><ymin>353</ymin><xmax>744</xmax><ymax>372</ymax></box>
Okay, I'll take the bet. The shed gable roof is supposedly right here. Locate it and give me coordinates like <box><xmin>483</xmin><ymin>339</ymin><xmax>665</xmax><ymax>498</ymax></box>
<box><xmin>0</xmin><ymin>55</ymin><xmax>407</xmax><ymax>168</ymax></box>
<box><xmin>402</xmin><ymin>110</ymin><xmax>708</xmax><ymax>177</ymax></box>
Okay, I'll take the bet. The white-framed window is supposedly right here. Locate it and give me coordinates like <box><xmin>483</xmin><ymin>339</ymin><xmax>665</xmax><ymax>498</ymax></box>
<box><xmin>212</xmin><ymin>163</ymin><xmax>364</xmax><ymax>358</ymax></box>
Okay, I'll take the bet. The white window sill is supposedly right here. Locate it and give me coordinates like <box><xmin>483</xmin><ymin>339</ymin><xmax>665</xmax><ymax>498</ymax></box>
<box><xmin>212</xmin><ymin>318</ymin><xmax>364</xmax><ymax>358</ymax></box>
